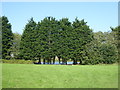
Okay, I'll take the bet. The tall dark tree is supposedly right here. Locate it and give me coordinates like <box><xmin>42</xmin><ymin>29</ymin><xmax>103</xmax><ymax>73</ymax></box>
<box><xmin>57</xmin><ymin>18</ymin><xmax>72</xmax><ymax>64</ymax></box>
<box><xmin>35</xmin><ymin>17</ymin><xmax>58</xmax><ymax>64</ymax></box>
<box><xmin>71</xmin><ymin>18</ymin><xmax>93</xmax><ymax>64</ymax></box>
<box><xmin>48</xmin><ymin>17</ymin><xmax>59</xmax><ymax>64</ymax></box>
<box><xmin>33</xmin><ymin>21</ymin><xmax>42</xmax><ymax>64</ymax></box>
<box><xmin>20</xmin><ymin>18</ymin><xmax>37</xmax><ymax>60</ymax></box>
<box><xmin>1</xmin><ymin>16</ymin><xmax>13</xmax><ymax>59</ymax></box>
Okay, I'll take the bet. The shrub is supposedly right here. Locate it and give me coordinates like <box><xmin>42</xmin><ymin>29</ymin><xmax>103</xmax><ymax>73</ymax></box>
<box><xmin>2</xmin><ymin>59</ymin><xmax>33</xmax><ymax>64</ymax></box>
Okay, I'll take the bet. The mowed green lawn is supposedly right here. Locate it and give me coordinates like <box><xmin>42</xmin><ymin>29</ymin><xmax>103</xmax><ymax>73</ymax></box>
<box><xmin>2</xmin><ymin>64</ymin><xmax>118</xmax><ymax>88</ymax></box>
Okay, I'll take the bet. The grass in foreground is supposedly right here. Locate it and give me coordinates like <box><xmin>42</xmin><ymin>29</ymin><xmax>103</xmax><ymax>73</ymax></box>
<box><xmin>2</xmin><ymin>64</ymin><xmax>118</xmax><ymax>88</ymax></box>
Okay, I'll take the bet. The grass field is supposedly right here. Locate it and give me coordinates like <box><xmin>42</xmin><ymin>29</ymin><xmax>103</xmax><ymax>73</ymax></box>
<box><xmin>2</xmin><ymin>64</ymin><xmax>118</xmax><ymax>88</ymax></box>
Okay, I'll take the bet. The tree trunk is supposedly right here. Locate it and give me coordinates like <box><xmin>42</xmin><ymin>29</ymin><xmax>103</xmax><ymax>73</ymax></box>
<box><xmin>38</xmin><ymin>57</ymin><xmax>41</xmax><ymax>64</ymax></box>
<box><xmin>47</xmin><ymin>58</ymin><xmax>49</xmax><ymax>64</ymax></box>
<box><xmin>73</xmin><ymin>59</ymin><xmax>77</xmax><ymax>65</ymax></box>
<box><xmin>75</xmin><ymin>59</ymin><xmax>77</xmax><ymax>64</ymax></box>
<box><xmin>66</xmin><ymin>60</ymin><xmax>67</xmax><ymax>65</ymax></box>
<box><xmin>49</xmin><ymin>58</ymin><xmax>51</xmax><ymax>64</ymax></box>
<box><xmin>80</xmin><ymin>59</ymin><xmax>82</xmax><ymax>65</ymax></box>
<box><xmin>53</xmin><ymin>56</ymin><xmax>55</xmax><ymax>64</ymax></box>
<box><xmin>73</xmin><ymin>59</ymin><xmax>75</xmax><ymax>65</ymax></box>
<box><xmin>58</xmin><ymin>57</ymin><xmax>61</xmax><ymax>64</ymax></box>
<box><xmin>62</xmin><ymin>58</ymin><xmax>64</xmax><ymax>64</ymax></box>
<box><xmin>62</xmin><ymin>58</ymin><xmax>67</xmax><ymax>65</ymax></box>
<box><xmin>43</xmin><ymin>58</ymin><xmax>45</xmax><ymax>64</ymax></box>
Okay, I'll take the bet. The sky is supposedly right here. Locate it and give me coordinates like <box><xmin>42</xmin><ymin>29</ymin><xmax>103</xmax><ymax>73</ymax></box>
<box><xmin>1</xmin><ymin>2</ymin><xmax>118</xmax><ymax>34</ymax></box>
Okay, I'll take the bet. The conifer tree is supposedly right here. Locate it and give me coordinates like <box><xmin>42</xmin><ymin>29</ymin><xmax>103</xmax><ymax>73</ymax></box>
<box><xmin>1</xmin><ymin>16</ymin><xmax>13</xmax><ymax>59</ymax></box>
<box><xmin>71</xmin><ymin>18</ymin><xmax>93</xmax><ymax>64</ymax></box>
<box><xmin>20</xmin><ymin>18</ymin><xmax>37</xmax><ymax>60</ymax></box>
<box><xmin>57</xmin><ymin>18</ymin><xmax>72</xmax><ymax>64</ymax></box>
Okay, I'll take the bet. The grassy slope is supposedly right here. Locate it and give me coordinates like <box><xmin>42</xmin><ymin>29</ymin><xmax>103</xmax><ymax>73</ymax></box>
<box><xmin>2</xmin><ymin>64</ymin><xmax>118</xmax><ymax>88</ymax></box>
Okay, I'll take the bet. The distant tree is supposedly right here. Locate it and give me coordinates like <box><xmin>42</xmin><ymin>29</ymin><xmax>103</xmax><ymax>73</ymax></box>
<box><xmin>110</xmin><ymin>26</ymin><xmax>120</xmax><ymax>63</ymax></box>
<box><xmin>110</xmin><ymin>26</ymin><xmax>120</xmax><ymax>49</ymax></box>
<box><xmin>84</xmin><ymin>31</ymin><xmax>118</xmax><ymax>64</ymax></box>
<box><xmin>99</xmin><ymin>43</ymin><xmax>117</xmax><ymax>64</ymax></box>
<box><xmin>84</xmin><ymin>38</ymin><xmax>100</xmax><ymax>65</ymax></box>
<box><xmin>20</xmin><ymin>18</ymin><xmax>37</xmax><ymax>60</ymax></box>
<box><xmin>1</xmin><ymin>16</ymin><xmax>13</xmax><ymax>59</ymax></box>
<box><xmin>11</xmin><ymin>33</ymin><xmax>21</xmax><ymax>59</ymax></box>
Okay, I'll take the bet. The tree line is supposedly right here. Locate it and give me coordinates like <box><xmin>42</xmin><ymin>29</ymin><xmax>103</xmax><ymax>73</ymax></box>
<box><xmin>0</xmin><ymin>16</ymin><xmax>119</xmax><ymax>65</ymax></box>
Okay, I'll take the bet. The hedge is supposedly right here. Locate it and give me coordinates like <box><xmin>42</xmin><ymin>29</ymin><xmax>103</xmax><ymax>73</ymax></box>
<box><xmin>2</xmin><ymin>59</ymin><xmax>33</xmax><ymax>64</ymax></box>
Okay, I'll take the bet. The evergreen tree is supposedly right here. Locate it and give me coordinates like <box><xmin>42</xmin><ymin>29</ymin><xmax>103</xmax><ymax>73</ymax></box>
<box><xmin>35</xmin><ymin>17</ymin><xmax>58</xmax><ymax>64</ymax></box>
<box><xmin>57</xmin><ymin>18</ymin><xmax>72</xmax><ymax>64</ymax></box>
<box><xmin>1</xmin><ymin>16</ymin><xmax>13</xmax><ymax>59</ymax></box>
<box><xmin>71</xmin><ymin>18</ymin><xmax>93</xmax><ymax>64</ymax></box>
<box><xmin>20</xmin><ymin>18</ymin><xmax>37</xmax><ymax>60</ymax></box>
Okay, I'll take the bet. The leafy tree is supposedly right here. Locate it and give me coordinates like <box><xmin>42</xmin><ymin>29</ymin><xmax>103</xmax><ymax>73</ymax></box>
<box><xmin>84</xmin><ymin>31</ymin><xmax>118</xmax><ymax>64</ymax></box>
<box><xmin>84</xmin><ymin>40</ymin><xmax>100</xmax><ymax>65</ymax></box>
<box><xmin>11</xmin><ymin>33</ymin><xmax>21</xmax><ymax>59</ymax></box>
<box><xmin>1</xmin><ymin>16</ymin><xmax>13</xmax><ymax>59</ymax></box>
<box><xmin>99</xmin><ymin>43</ymin><xmax>117</xmax><ymax>64</ymax></box>
<box><xmin>110</xmin><ymin>26</ymin><xmax>120</xmax><ymax>63</ymax></box>
<box><xmin>110</xmin><ymin>26</ymin><xmax>120</xmax><ymax>48</ymax></box>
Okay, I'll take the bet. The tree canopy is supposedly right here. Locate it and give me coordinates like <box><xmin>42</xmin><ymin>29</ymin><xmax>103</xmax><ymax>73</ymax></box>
<box><xmin>19</xmin><ymin>17</ymin><xmax>94</xmax><ymax>64</ymax></box>
<box><xmin>1</xmin><ymin>16</ymin><xmax>118</xmax><ymax>65</ymax></box>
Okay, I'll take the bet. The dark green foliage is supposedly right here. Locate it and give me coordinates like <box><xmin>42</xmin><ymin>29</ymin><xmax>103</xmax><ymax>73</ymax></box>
<box><xmin>35</xmin><ymin>17</ymin><xmax>59</xmax><ymax>64</ymax></box>
<box><xmin>71</xmin><ymin>18</ymin><xmax>93</xmax><ymax>64</ymax></box>
<box><xmin>1</xmin><ymin>16</ymin><xmax>118</xmax><ymax>65</ymax></box>
<box><xmin>57</xmin><ymin>18</ymin><xmax>72</xmax><ymax>64</ymax></box>
<box><xmin>1</xmin><ymin>16</ymin><xmax>13</xmax><ymax>59</ymax></box>
<box><xmin>19</xmin><ymin>18</ymin><xmax>37</xmax><ymax>60</ymax></box>
<box><xmin>18</xmin><ymin>16</ymin><xmax>118</xmax><ymax>65</ymax></box>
